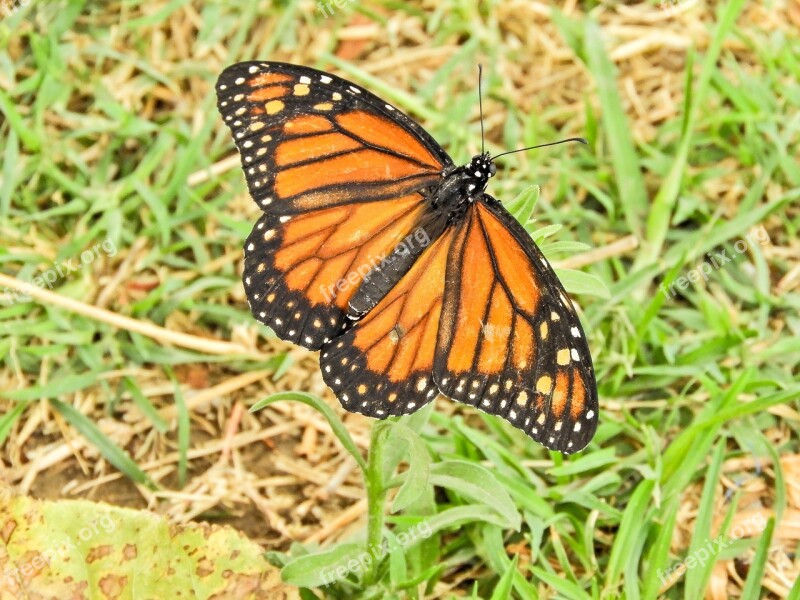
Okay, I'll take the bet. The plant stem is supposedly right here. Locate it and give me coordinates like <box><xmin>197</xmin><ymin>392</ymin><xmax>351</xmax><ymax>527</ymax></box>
<box><xmin>363</xmin><ymin>423</ymin><xmax>388</xmax><ymax>586</ymax></box>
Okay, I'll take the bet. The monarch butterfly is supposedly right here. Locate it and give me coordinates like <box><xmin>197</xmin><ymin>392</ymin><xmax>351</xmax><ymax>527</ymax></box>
<box><xmin>216</xmin><ymin>61</ymin><xmax>598</xmax><ymax>454</ymax></box>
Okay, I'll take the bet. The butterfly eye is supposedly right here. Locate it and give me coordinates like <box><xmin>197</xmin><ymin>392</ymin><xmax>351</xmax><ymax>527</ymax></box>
<box><xmin>489</xmin><ymin>162</ymin><xmax>497</xmax><ymax>177</ymax></box>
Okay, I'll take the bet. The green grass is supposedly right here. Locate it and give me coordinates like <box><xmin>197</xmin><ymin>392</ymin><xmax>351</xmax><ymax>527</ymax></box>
<box><xmin>1</xmin><ymin>0</ymin><xmax>799</xmax><ymax>598</ymax></box>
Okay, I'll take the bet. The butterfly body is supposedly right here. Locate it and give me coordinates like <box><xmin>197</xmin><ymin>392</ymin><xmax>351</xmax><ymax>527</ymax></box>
<box><xmin>217</xmin><ymin>61</ymin><xmax>598</xmax><ymax>453</ymax></box>
<box><xmin>426</xmin><ymin>153</ymin><xmax>495</xmax><ymax>213</ymax></box>
<box><xmin>349</xmin><ymin>153</ymin><xmax>496</xmax><ymax>318</ymax></box>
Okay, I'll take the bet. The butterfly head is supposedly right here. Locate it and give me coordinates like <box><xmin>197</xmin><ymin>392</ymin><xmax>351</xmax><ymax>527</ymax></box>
<box><xmin>465</xmin><ymin>153</ymin><xmax>496</xmax><ymax>195</ymax></box>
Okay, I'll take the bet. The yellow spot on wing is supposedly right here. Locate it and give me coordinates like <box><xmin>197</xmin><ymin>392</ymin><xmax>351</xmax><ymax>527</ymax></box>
<box><xmin>536</xmin><ymin>376</ymin><xmax>552</xmax><ymax>394</ymax></box>
<box><xmin>266</xmin><ymin>100</ymin><xmax>285</xmax><ymax>114</ymax></box>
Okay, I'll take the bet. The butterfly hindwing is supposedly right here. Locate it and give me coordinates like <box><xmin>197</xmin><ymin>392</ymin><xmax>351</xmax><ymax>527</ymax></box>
<box><xmin>319</xmin><ymin>228</ymin><xmax>457</xmax><ymax>416</ymax></box>
<box><xmin>243</xmin><ymin>193</ymin><xmax>438</xmax><ymax>349</ymax></box>
<box><xmin>216</xmin><ymin>61</ymin><xmax>452</xmax><ymax>214</ymax></box>
<box><xmin>433</xmin><ymin>199</ymin><xmax>598</xmax><ymax>453</ymax></box>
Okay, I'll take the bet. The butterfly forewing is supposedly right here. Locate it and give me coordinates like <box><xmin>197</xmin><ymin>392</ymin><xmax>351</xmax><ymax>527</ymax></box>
<box><xmin>221</xmin><ymin>61</ymin><xmax>454</xmax><ymax>349</ymax></box>
<box><xmin>216</xmin><ymin>62</ymin><xmax>452</xmax><ymax>214</ymax></box>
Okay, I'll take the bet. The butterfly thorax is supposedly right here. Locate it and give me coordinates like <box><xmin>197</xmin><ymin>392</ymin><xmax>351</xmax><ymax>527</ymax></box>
<box><xmin>427</xmin><ymin>153</ymin><xmax>496</xmax><ymax>224</ymax></box>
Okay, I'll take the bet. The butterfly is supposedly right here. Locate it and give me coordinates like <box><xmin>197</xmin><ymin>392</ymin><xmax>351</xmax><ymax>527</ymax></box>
<box><xmin>216</xmin><ymin>61</ymin><xmax>598</xmax><ymax>454</ymax></box>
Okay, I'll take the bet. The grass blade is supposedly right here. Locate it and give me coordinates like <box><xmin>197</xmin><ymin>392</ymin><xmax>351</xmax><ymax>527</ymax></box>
<box><xmin>49</xmin><ymin>398</ymin><xmax>154</xmax><ymax>489</ymax></box>
<box><xmin>251</xmin><ymin>391</ymin><xmax>367</xmax><ymax>473</ymax></box>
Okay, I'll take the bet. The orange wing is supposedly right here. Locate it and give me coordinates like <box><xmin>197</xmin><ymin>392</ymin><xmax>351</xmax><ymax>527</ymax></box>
<box><xmin>221</xmin><ymin>62</ymin><xmax>456</xmax><ymax>349</ymax></box>
<box><xmin>433</xmin><ymin>199</ymin><xmax>598</xmax><ymax>453</ymax></box>
<box><xmin>319</xmin><ymin>228</ymin><xmax>457</xmax><ymax>416</ymax></box>
<box><xmin>216</xmin><ymin>62</ymin><xmax>452</xmax><ymax>215</ymax></box>
<box><xmin>244</xmin><ymin>194</ymin><xmax>445</xmax><ymax>349</ymax></box>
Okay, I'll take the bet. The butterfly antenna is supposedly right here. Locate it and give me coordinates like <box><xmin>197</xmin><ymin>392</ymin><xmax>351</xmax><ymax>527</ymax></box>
<box><xmin>491</xmin><ymin>137</ymin><xmax>587</xmax><ymax>160</ymax></box>
<box><xmin>478</xmin><ymin>64</ymin><xmax>485</xmax><ymax>155</ymax></box>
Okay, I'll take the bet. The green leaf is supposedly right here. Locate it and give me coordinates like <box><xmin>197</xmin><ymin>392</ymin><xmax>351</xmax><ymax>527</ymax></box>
<box><xmin>489</xmin><ymin>553</ymin><xmax>518</xmax><ymax>600</ymax></box>
<box><xmin>0</xmin><ymin>88</ymin><xmax>41</xmax><ymax>152</ymax></box>
<box><xmin>429</xmin><ymin>460</ymin><xmax>521</xmax><ymax>530</ymax></box>
<box><xmin>123</xmin><ymin>377</ymin><xmax>168</xmax><ymax>433</ymax></box>
<box><xmin>529</xmin><ymin>222</ymin><xmax>563</xmax><ymax>243</ymax></box>
<box><xmin>0</xmin><ymin>489</ymin><xmax>289</xmax><ymax>598</ymax></box>
<box><xmin>642</xmin><ymin>498</ymin><xmax>680</xmax><ymax>600</ymax></box>
<box><xmin>385</xmin><ymin>423</ymin><xmax>431</xmax><ymax>513</ymax></box>
<box><xmin>281</xmin><ymin>542</ymin><xmax>364</xmax><ymax>588</ymax></box>
<box><xmin>539</xmin><ymin>240</ymin><xmax>591</xmax><ymax>255</ymax></box>
<box><xmin>251</xmin><ymin>391</ymin><xmax>366</xmax><ymax>472</ymax></box>
<box><xmin>1</xmin><ymin>371</ymin><xmax>104</xmax><ymax>402</ymax></box>
<box><xmin>480</xmin><ymin>525</ymin><xmax>538</xmax><ymax>600</ymax></box>
<box><xmin>547</xmin><ymin>447</ymin><xmax>617</xmax><ymax>477</ymax></box>
<box><xmin>423</xmin><ymin>505</ymin><xmax>515</xmax><ymax>533</ymax></box>
<box><xmin>49</xmin><ymin>398</ymin><xmax>155</xmax><ymax>489</ymax></box>
<box><xmin>685</xmin><ymin>443</ymin><xmax>726</xmax><ymax>597</ymax></box>
<box><xmin>787</xmin><ymin>573</ymin><xmax>800</xmax><ymax>600</ymax></box>
<box><xmin>582</xmin><ymin>20</ymin><xmax>648</xmax><ymax>238</ymax></box>
<box><xmin>505</xmin><ymin>185</ymin><xmax>540</xmax><ymax>225</ymax></box>
<box><xmin>530</xmin><ymin>567</ymin><xmax>592</xmax><ymax>599</ymax></box>
<box><xmin>164</xmin><ymin>366</ymin><xmax>190</xmax><ymax>488</ymax></box>
<box><xmin>0</xmin><ymin>402</ymin><xmax>27</xmax><ymax>445</ymax></box>
<box><xmin>605</xmin><ymin>478</ymin><xmax>655</xmax><ymax>591</ymax></box>
<box><xmin>739</xmin><ymin>517</ymin><xmax>775</xmax><ymax>599</ymax></box>
<box><xmin>640</xmin><ymin>0</ymin><xmax>748</xmax><ymax>267</ymax></box>
<box><xmin>554</xmin><ymin>268</ymin><xmax>611</xmax><ymax>298</ymax></box>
